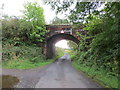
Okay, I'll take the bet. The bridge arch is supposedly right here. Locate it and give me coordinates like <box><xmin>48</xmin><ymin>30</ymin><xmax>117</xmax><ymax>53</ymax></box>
<box><xmin>46</xmin><ymin>33</ymin><xmax>80</xmax><ymax>59</ymax></box>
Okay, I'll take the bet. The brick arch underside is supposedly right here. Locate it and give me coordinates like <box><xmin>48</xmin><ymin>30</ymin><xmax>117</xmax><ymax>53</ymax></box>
<box><xmin>46</xmin><ymin>33</ymin><xmax>80</xmax><ymax>59</ymax></box>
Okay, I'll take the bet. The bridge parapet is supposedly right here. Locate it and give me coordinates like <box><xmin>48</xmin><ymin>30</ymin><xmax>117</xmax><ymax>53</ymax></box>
<box><xmin>46</xmin><ymin>24</ymin><xmax>86</xmax><ymax>40</ymax></box>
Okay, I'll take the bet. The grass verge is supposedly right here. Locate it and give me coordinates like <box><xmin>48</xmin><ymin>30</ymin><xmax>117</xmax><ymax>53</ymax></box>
<box><xmin>72</xmin><ymin>61</ymin><xmax>118</xmax><ymax>89</ymax></box>
<box><xmin>3</xmin><ymin>58</ymin><xmax>52</xmax><ymax>69</ymax></box>
<box><xmin>2</xmin><ymin>43</ymin><xmax>53</xmax><ymax>69</ymax></box>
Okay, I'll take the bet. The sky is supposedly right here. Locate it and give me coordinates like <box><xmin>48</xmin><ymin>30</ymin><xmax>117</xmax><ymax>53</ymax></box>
<box><xmin>55</xmin><ymin>40</ymin><xmax>69</xmax><ymax>49</ymax></box>
<box><xmin>0</xmin><ymin>0</ymin><xmax>69</xmax><ymax>24</ymax></box>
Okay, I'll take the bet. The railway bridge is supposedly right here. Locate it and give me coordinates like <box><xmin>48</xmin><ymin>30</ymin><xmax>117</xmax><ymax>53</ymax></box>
<box><xmin>44</xmin><ymin>24</ymin><xmax>86</xmax><ymax>59</ymax></box>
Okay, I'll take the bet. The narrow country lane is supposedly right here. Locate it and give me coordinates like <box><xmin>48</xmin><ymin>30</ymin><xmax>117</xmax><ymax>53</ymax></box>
<box><xmin>2</xmin><ymin>54</ymin><xmax>102</xmax><ymax>88</ymax></box>
<box><xmin>35</xmin><ymin>54</ymin><xmax>101</xmax><ymax>88</ymax></box>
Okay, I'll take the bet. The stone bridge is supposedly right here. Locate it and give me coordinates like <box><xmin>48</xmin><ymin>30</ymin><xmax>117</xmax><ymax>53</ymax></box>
<box><xmin>43</xmin><ymin>24</ymin><xmax>86</xmax><ymax>59</ymax></box>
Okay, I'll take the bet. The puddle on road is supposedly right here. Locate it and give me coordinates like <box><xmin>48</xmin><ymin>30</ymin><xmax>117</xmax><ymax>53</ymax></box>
<box><xmin>0</xmin><ymin>75</ymin><xmax>19</xmax><ymax>88</ymax></box>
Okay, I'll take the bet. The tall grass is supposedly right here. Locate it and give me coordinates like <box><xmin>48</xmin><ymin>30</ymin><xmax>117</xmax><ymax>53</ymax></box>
<box><xmin>2</xmin><ymin>42</ymin><xmax>52</xmax><ymax>69</ymax></box>
<box><xmin>72</xmin><ymin>61</ymin><xmax>118</xmax><ymax>88</ymax></box>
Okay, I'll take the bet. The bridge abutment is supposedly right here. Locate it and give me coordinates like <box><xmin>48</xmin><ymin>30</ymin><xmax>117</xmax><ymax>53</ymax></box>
<box><xmin>46</xmin><ymin>41</ymin><xmax>56</xmax><ymax>59</ymax></box>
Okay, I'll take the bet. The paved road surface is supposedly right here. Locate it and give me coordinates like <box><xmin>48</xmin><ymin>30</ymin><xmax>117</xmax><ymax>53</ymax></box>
<box><xmin>2</xmin><ymin>54</ymin><xmax>102</xmax><ymax>88</ymax></box>
<box><xmin>35</xmin><ymin>54</ymin><xmax>101</xmax><ymax>88</ymax></box>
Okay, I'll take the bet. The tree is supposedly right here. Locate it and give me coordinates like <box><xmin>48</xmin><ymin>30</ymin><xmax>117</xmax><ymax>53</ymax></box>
<box><xmin>47</xmin><ymin>1</ymin><xmax>103</xmax><ymax>24</ymax></box>
<box><xmin>67</xmin><ymin>40</ymin><xmax>77</xmax><ymax>50</ymax></box>
<box><xmin>22</xmin><ymin>2</ymin><xmax>47</xmax><ymax>43</ymax></box>
<box><xmin>51</xmin><ymin>16</ymin><xmax>69</xmax><ymax>24</ymax></box>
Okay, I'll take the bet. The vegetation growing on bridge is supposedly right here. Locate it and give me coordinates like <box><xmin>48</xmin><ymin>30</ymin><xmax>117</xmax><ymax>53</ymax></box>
<box><xmin>51</xmin><ymin>2</ymin><xmax>119</xmax><ymax>88</ymax></box>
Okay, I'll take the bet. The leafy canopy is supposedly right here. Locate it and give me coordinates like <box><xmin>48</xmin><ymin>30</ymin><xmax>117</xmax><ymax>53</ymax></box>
<box><xmin>22</xmin><ymin>2</ymin><xmax>47</xmax><ymax>42</ymax></box>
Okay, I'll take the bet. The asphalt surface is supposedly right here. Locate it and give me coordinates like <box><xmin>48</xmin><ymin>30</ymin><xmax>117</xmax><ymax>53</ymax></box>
<box><xmin>35</xmin><ymin>54</ymin><xmax>101</xmax><ymax>88</ymax></box>
<box><xmin>2</xmin><ymin>54</ymin><xmax>102</xmax><ymax>88</ymax></box>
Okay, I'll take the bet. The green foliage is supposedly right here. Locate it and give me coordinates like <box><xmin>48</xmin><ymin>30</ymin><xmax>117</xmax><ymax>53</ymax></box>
<box><xmin>3</xmin><ymin>59</ymin><xmax>51</xmax><ymax>69</ymax></box>
<box><xmin>67</xmin><ymin>40</ymin><xmax>78</xmax><ymax>50</ymax></box>
<box><xmin>2</xmin><ymin>41</ymin><xmax>51</xmax><ymax>69</ymax></box>
<box><xmin>66</xmin><ymin>40</ymin><xmax>78</xmax><ymax>60</ymax></box>
<box><xmin>2</xmin><ymin>18</ymin><xmax>32</xmax><ymax>44</ymax></box>
<box><xmin>55</xmin><ymin>47</ymin><xmax>65</xmax><ymax>58</ymax></box>
<box><xmin>52</xmin><ymin>16</ymin><xmax>69</xmax><ymax>24</ymax></box>
<box><xmin>22</xmin><ymin>2</ymin><xmax>45</xmax><ymax>26</ymax></box>
<box><xmin>2</xmin><ymin>2</ymin><xmax>48</xmax><ymax>44</ymax></box>
<box><xmin>68</xmin><ymin>2</ymin><xmax>102</xmax><ymax>23</ymax></box>
<box><xmin>83</xmin><ymin>2</ymin><xmax>119</xmax><ymax>74</ymax></box>
<box><xmin>83</xmin><ymin>16</ymin><xmax>103</xmax><ymax>35</ymax></box>
<box><xmin>71</xmin><ymin>2</ymin><xmax>119</xmax><ymax>75</ymax></box>
<box><xmin>48</xmin><ymin>1</ymin><xmax>103</xmax><ymax>24</ymax></box>
<box><xmin>2</xmin><ymin>41</ymin><xmax>44</xmax><ymax>62</ymax></box>
<box><xmin>72</xmin><ymin>61</ymin><xmax>118</xmax><ymax>88</ymax></box>
<box><xmin>55</xmin><ymin>46</ymin><xmax>77</xmax><ymax>60</ymax></box>
<box><xmin>22</xmin><ymin>2</ymin><xmax>47</xmax><ymax>43</ymax></box>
